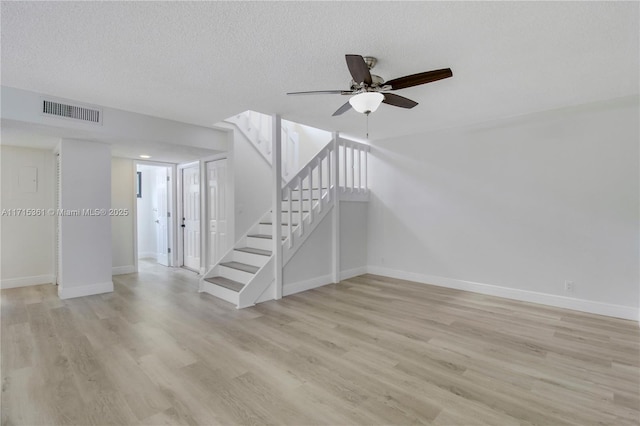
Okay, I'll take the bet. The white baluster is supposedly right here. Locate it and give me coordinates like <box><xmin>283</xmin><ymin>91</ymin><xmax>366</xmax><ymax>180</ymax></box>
<box><xmin>288</xmin><ymin>187</ymin><xmax>293</xmax><ymax>249</ymax></box>
<box><xmin>364</xmin><ymin>148</ymin><xmax>368</xmax><ymax>192</ymax></box>
<box><xmin>356</xmin><ymin>147</ymin><xmax>361</xmax><ymax>191</ymax></box>
<box><xmin>327</xmin><ymin>147</ymin><xmax>332</xmax><ymax>202</ymax></box>
<box><xmin>350</xmin><ymin>144</ymin><xmax>355</xmax><ymax>193</ymax></box>
<box><xmin>308</xmin><ymin>165</ymin><xmax>314</xmax><ymax>223</ymax></box>
<box><xmin>298</xmin><ymin>176</ymin><xmax>304</xmax><ymax>235</ymax></box>
<box><xmin>343</xmin><ymin>144</ymin><xmax>347</xmax><ymax>192</ymax></box>
<box><xmin>317</xmin><ymin>156</ymin><xmax>323</xmax><ymax>213</ymax></box>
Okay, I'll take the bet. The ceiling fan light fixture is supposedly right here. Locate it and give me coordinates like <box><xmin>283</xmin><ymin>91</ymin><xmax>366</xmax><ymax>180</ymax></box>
<box><xmin>349</xmin><ymin>92</ymin><xmax>384</xmax><ymax>114</ymax></box>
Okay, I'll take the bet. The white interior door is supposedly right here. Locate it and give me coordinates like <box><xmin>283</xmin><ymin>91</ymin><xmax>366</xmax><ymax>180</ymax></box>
<box><xmin>155</xmin><ymin>168</ymin><xmax>170</xmax><ymax>266</ymax></box>
<box><xmin>207</xmin><ymin>159</ymin><xmax>227</xmax><ymax>270</ymax></box>
<box><xmin>182</xmin><ymin>165</ymin><xmax>200</xmax><ymax>271</ymax></box>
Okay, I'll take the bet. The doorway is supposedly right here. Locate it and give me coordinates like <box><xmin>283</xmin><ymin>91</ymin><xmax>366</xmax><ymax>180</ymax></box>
<box><xmin>136</xmin><ymin>164</ymin><xmax>173</xmax><ymax>266</ymax></box>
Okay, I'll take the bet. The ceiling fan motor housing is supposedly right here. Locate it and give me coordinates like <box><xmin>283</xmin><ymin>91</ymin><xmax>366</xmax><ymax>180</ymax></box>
<box><xmin>351</xmin><ymin>75</ymin><xmax>385</xmax><ymax>90</ymax></box>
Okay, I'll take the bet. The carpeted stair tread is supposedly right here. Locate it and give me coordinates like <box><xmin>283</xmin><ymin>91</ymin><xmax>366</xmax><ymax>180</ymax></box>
<box><xmin>235</xmin><ymin>247</ymin><xmax>272</xmax><ymax>256</ymax></box>
<box><xmin>260</xmin><ymin>221</ymin><xmax>298</xmax><ymax>227</ymax></box>
<box><xmin>204</xmin><ymin>276</ymin><xmax>244</xmax><ymax>292</ymax></box>
<box><xmin>219</xmin><ymin>261</ymin><xmax>259</xmax><ymax>274</ymax></box>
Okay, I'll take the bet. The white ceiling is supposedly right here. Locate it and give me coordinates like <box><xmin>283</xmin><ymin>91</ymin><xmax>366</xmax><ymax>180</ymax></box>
<box><xmin>1</xmin><ymin>1</ymin><xmax>638</xmax><ymax>141</ymax></box>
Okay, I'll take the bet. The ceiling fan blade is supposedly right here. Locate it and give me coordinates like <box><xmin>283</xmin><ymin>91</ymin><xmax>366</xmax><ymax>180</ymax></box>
<box><xmin>385</xmin><ymin>68</ymin><xmax>453</xmax><ymax>90</ymax></box>
<box><xmin>332</xmin><ymin>101</ymin><xmax>352</xmax><ymax>116</ymax></box>
<box><xmin>382</xmin><ymin>93</ymin><xmax>418</xmax><ymax>109</ymax></box>
<box><xmin>287</xmin><ymin>90</ymin><xmax>350</xmax><ymax>95</ymax></box>
<box><xmin>345</xmin><ymin>55</ymin><xmax>372</xmax><ymax>85</ymax></box>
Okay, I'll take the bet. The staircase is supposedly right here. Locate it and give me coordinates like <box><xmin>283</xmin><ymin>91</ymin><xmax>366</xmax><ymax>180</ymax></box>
<box><xmin>201</xmin><ymin>112</ymin><xmax>369</xmax><ymax>308</ymax></box>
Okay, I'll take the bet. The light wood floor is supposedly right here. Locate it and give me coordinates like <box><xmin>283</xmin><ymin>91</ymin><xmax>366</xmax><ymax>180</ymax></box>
<box><xmin>2</xmin><ymin>261</ymin><xmax>639</xmax><ymax>425</ymax></box>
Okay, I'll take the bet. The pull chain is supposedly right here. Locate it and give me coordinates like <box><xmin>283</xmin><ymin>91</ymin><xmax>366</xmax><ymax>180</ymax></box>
<box><xmin>366</xmin><ymin>112</ymin><xmax>370</xmax><ymax>139</ymax></box>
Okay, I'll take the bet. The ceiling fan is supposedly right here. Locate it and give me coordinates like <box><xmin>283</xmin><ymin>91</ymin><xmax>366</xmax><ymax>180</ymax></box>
<box><xmin>287</xmin><ymin>54</ymin><xmax>453</xmax><ymax>116</ymax></box>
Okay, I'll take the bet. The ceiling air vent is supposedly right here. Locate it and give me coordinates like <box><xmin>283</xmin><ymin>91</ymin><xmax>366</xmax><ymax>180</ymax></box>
<box><xmin>42</xmin><ymin>99</ymin><xmax>102</xmax><ymax>124</ymax></box>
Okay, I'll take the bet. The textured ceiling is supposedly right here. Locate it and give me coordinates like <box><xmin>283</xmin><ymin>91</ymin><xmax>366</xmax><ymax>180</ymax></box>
<box><xmin>1</xmin><ymin>1</ymin><xmax>638</xmax><ymax>141</ymax></box>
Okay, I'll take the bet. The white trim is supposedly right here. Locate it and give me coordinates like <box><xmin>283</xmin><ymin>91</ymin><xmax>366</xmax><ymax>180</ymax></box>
<box><xmin>283</xmin><ymin>274</ymin><xmax>333</xmax><ymax>296</ymax></box>
<box><xmin>367</xmin><ymin>266</ymin><xmax>639</xmax><ymax>321</ymax></box>
<box><xmin>340</xmin><ymin>266</ymin><xmax>368</xmax><ymax>281</ymax></box>
<box><xmin>1</xmin><ymin>274</ymin><xmax>55</xmax><ymax>289</ymax></box>
<box><xmin>112</xmin><ymin>265</ymin><xmax>136</xmax><ymax>275</ymax></box>
<box><xmin>58</xmin><ymin>281</ymin><xmax>113</xmax><ymax>299</ymax></box>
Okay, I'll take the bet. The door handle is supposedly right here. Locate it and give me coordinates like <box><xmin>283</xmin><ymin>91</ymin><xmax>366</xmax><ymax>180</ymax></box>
<box><xmin>181</xmin><ymin>224</ymin><xmax>186</xmax><ymax>228</ymax></box>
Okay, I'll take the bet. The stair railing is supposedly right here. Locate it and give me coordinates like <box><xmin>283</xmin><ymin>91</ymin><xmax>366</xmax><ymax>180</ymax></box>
<box><xmin>338</xmin><ymin>138</ymin><xmax>370</xmax><ymax>195</ymax></box>
<box><xmin>281</xmin><ymin>142</ymin><xmax>334</xmax><ymax>250</ymax></box>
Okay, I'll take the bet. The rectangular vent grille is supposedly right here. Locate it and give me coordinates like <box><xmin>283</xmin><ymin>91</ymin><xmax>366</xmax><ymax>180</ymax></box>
<box><xmin>43</xmin><ymin>100</ymin><xmax>101</xmax><ymax>123</ymax></box>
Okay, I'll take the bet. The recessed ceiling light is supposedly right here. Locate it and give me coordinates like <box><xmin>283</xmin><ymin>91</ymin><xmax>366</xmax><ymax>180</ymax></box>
<box><xmin>139</xmin><ymin>155</ymin><xmax>151</xmax><ymax>159</ymax></box>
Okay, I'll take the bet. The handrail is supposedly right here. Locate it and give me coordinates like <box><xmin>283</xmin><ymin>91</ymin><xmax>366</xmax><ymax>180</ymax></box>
<box><xmin>339</xmin><ymin>139</ymin><xmax>371</xmax><ymax>152</ymax></box>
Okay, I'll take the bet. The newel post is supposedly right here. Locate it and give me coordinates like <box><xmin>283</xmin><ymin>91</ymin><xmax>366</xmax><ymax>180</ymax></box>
<box><xmin>332</xmin><ymin>132</ymin><xmax>341</xmax><ymax>284</ymax></box>
<box><xmin>272</xmin><ymin>114</ymin><xmax>283</xmax><ymax>299</ymax></box>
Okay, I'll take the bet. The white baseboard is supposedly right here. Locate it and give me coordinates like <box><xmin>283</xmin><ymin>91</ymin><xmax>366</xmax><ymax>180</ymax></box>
<box><xmin>138</xmin><ymin>252</ymin><xmax>156</xmax><ymax>260</ymax></box>
<box><xmin>58</xmin><ymin>281</ymin><xmax>113</xmax><ymax>299</ymax></box>
<box><xmin>112</xmin><ymin>265</ymin><xmax>136</xmax><ymax>275</ymax></box>
<box><xmin>367</xmin><ymin>266</ymin><xmax>638</xmax><ymax>321</ymax></box>
<box><xmin>283</xmin><ymin>274</ymin><xmax>334</xmax><ymax>297</ymax></box>
<box><xmin>1</xmin><ymin>274</ymin><xmax>54</xmax><ymax>289</ymax></box>
<box><xmin>340</xmin><ymin>266</ymin><xmax>368</xmax><ymax>281</ymax></box>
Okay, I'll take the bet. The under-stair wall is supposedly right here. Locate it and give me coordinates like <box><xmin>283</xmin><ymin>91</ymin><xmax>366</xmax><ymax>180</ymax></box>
<box><xmin>282</xmin><ymin>200</ymin><xmax>368</xmax><ymax>295</ymax></box>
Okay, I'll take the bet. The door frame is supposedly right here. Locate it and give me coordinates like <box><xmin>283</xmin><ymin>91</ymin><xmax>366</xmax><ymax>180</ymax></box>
<box><xmin>177</xmin><ymin>161</ymin><xmax>201</xmax><ymax>273</ymax></box>
<box><xmin>177</xmin><ymin>154</ymin><xmax>231</xmax><ymax>275</ymax></box>
<box><xmin>133</xmin><ymin>160</ymin><xmax>177</xmax><ymax>272</ymax></box>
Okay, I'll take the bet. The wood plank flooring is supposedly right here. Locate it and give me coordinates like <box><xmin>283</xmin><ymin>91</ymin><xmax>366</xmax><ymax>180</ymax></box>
<box><xmin>2</xmin><ymin>261</ymin><xmax>639</xmax><ymax>425</ymax></box>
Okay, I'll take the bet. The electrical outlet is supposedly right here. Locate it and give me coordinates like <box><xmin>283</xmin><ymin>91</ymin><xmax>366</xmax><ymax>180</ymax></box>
<box><xmin>564</xmin><ymin>280</ymin><xmax>574</xmax><ymax>293</ymax></box>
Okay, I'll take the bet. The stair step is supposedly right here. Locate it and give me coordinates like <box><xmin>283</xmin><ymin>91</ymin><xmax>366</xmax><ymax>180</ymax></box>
<box><xmin>219</xmin><ymin>261</ymin><xmax>259</xmax><ymax>274</ymax></box>
<box><xmin>204</xmin><ymin>276</ymin><xmax>244</xmax><ymax>292</ymax></box>
<box><xmin>235</xmin><ymin>247</ymin><xmax>271</xmax><ymax>256</ymax></box>
<box><xmin>260</xmin><ymin>222</ymin><xmax>298</xmax><ymax>227</ymax></box>
<box><xmin>247</xmin><ymin>234</ymin><xmax>287</xmax><ymax>240</ymax></box>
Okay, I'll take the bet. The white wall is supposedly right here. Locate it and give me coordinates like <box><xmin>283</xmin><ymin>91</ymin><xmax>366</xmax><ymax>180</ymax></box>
<box><xmin>367</xmin><ymin>97</ymin><xmax>639</xmax><ymax>319</ymax></box>
<box><xmin>340</xmin><ymin>201</ymin><xmax>368</xmax><ymax>276</ymax></box>
<box><xmin>287</xmin><ymin>121</ymin><xmax>332</xmax><ymax>174</ymax></box>
<box><xmin>111</xmin><ymin>157</ymin><xmax>135</xmax><ymax>274</ymax></box>
<box><xmin>0</xmin><ymin>145</ymin><xmax>55</xmax><ymax>288</ymax></box>
<box><xmin>284</xmin><ymin>212</ymin><xmax>333</xmax><ymax>291</ymax></box>
<box><xmin>58</xmin><ymin>139</ymin><xmax>113</xmax><ymax>298</ymax></box>
<box><xmin>231</xmin><ymin>126</ymin><xmax>272</xmax><ymax>238</ymax></box>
